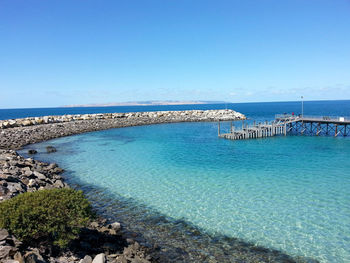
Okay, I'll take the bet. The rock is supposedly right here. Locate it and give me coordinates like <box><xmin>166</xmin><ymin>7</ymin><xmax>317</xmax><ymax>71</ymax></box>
<box><xmin>28</xmin><ymin>179</ymin><xmax>36</xmax><ymax>187</ymax></box>
<box><xmin>42</xmin><ymin>116</ymin><xmax>49</xmax><ymax>123</ymax></box>
<box><xmin>8</xmin><ymin>120</ymin><xmax>16</xmax><ymax>126</ymax></box>
<box><xmin>55</xmin><ymin>256</ymin><xmax>69</xmax><ymax>263</ymax></box>
<box><xmin>27</xmin><ymin>150</ymin><xmax>37</xmax><ymax>155</ymax></box>
<box><xmin>33</xmin><ymin>172</ymin><xmax>46</xmax><ymax>181</ymax></box>
<box><xmin>12</xmin><ymin>237</ymin><xmax>22</xmax><ymax>248</ymax></box>
<box><xmin>0</xmin><ymin>174</ymin><xmax>19</xmax><ymax>183</ymax></box>
<box><xmin>90</xmin><ymin>222</ymin><xmax>99</xmax><ymax>228</ymax></box>
<box><xmin>126</xmin><ymin>238</ymin><xmax>134</xmax><ymax>244</ymax></box>
<box><xmin>110</xmin><ymin>222</ymin><xmax>121</xmax><ymax>231</ymax></box>
<box><xmin>0</xmin><ymin>229</ymin><xmax>9</xmax><ymax>241</ymax></box>
<box><xmin>14</xmin><ymin>251</ymin><xmax>24</xmax><ymax>263</ymax></box>
<box><xmin>22</xmin><ymin>167</ymin><xmax>32</xmax><ymax>177</ymax></box>
<box><xmin>0</xmin><ymin>245</ymin><xmax>15</xmax><ymax>259</ymax></box>
<box><xmin>108</xmin><ymin>229</ymin><xmax>117</xmax><ymax>235</ymax></box>
<box><xmin>6</xmin><ymin>182</ymin><xmax>25</xmax><ymax>193</ymax></box>
<box><xmin>92</xmin><ymin>253</ymin><xmax>106</xmax><ymax>263</ymax></box>
<box><xmin>53</xmin><ymin>180</ymin><xmax>64</xmax><ymax>188</ymax></box>
<box><xmin>47</xmin><ymin>163</ymin><xmax>58</xmax><ymax>170</ymax></box>
<box><xmin>98</xmin><ymin>226</ymin><xmax>109</xmax><ymax>233</ymax></box>
<box><xmin>22</xmin><ymin>120</ymin><xmax>32</xmax><ymax>126</ymax></box>
<box><xmin>45</xmin><ymin>146</ymin><xmax>56</xmax><ymax>153</ymax></box>
<box><xmin>79</xmin><ymin>255</ymin><xmax>92</xmax><ymax>263</ymax></box>
<box><xmin>23</xmin><ymin>251</ymin><xmax>45</xmax><ymax>263</ymax></box>
<box><xmin>3</xmin><ymin>260</ymin><xmax>20</xmax><ymax>263</ymax></box>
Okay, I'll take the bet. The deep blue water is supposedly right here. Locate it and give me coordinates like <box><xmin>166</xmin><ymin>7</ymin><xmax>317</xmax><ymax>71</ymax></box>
<box><xmin>1</xmin><ymin>100</ymin><xmax>350</xmax><ymax>120</ymax></box>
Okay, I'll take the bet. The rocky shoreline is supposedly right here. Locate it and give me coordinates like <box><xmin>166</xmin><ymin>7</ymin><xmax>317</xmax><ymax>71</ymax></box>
<box><xmin>0</xmin><ymin>110</ymin><xmax>318</xmax><ymax>263</ymax></box>
<box><xmin>0</xmin><ymin>149</ymin><xmax>156</xmax><ymax>263</ymax></box>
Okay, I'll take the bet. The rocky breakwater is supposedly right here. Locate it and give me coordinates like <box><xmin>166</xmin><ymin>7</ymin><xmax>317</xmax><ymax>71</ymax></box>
<box><xmin>0</xmin><ymin>150</ymin><xmax>156</xmax><ymax>263</ymax></box>
<box><xmin>0</xmin><ymin>110</ymin><xmax>245</xmax><ymax>149</ymax></box>
<box><xmin>0</xmin><ymin>109</ymin><xmax>245</xmax><ymax>129</ymax></box>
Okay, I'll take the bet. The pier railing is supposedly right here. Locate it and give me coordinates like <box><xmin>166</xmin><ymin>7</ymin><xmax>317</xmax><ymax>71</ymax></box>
<box><xmin>275</xmin><ymin>114</ymin><xmax>350</xmax><ymax>122</ymax></box>
<box><xmin>275</xmin><ymin>114</ymin><xmax>295</xmax><ymax>119</ymax></box>
<box><xmin>274</xmin><ymin>114</ymin><xmax>300</xmax><ymax>123</ymax></box>
<box><xmin>300</xmin><ymin>115</ymin><xmax>350</xmax><ymax>122</ymax></box>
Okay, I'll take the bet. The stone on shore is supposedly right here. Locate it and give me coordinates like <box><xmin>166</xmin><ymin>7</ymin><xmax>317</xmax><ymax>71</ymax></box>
<box><xmin>0</xmin><ymin>229</ymin><xmax>9</xmax><ymax>240</ymax></box>
<box><xmin>2</xmin><ymin>260</ymin><xmax>20</xmax><ymax>263</ymax></box>
<box><xmin>23</xmin><ymin>251</ymin><xmax>45</xmax><ymax>263</ymax></box>
<box><xmin>110</xmin><ymin>222</ymin><xmax>121</xmax><ymax>231</ymax></box>
<box><xmin>0</xmin><ymin>246</ymin><xmax>15</xmax><ymax>260</ymax></box>
<box><xmin>91</xmin><ymin>253</ymin><xmax>106</xmax><ymax>263</ymax></box>
<box><xmin>13</xmin><ymin>252</ymin><xmax>24</xmax><ymax>263</ymax></box>
<box><xmin>79</xmin><ymin>255</ymin><xmax>92</xmax><ymax>263</ymax></box>
<box><xmin>0</xmin><ymin>150</ymin><xmax>66</xmax><ymax>201</ymax></box>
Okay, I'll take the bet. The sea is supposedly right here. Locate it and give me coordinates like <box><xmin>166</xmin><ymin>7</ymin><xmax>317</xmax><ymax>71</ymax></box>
<box><xmin>3</xmin><ymin>100</ymin><xmax>350</xmax><ymax>262</ymax></box>
<box><xmin>1</xmin><ymin>100</ymin><xmax>350</xmax><ymax>121</ymax></box>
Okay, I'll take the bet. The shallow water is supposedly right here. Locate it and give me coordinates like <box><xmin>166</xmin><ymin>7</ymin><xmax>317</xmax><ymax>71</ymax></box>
<box><xmin>22</xmin><ymin>122</ymin><xmax>350</xmax><ymax>262</ymax></box>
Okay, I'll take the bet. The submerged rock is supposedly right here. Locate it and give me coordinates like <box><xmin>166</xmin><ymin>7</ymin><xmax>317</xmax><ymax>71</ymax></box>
<box><xmin>45</xmin><ymin>146</ymin><xmax>56</xmax><ymax>153</ymax></box>
<box><xmin>27</xmin><ymin>150</ymin><xmax>37</xmax><ymax>155</ymax></box>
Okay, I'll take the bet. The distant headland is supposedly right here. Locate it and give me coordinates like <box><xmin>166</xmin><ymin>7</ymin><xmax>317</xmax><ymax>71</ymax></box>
<box><xmin>63</xmin><ymin>100</ymin><xmax>227</xmax><ymax>107</ymax></box>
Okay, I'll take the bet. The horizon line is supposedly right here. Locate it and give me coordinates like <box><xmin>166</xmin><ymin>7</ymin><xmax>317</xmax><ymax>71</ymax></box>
<box><xmin>1</xmin><ymin>98</ymin><xmax>350</xmax><ymax>110</ymax></box>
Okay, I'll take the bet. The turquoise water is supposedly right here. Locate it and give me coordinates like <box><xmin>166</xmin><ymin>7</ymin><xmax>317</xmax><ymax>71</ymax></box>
<box><xmin>24</xmin><ymin>122</ymin><xmax>350</xmax><ymax>262</ymax></box>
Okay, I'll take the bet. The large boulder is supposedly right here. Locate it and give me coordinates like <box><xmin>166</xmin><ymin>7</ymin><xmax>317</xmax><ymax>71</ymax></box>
<box><xmin>33</xmin><ymin>172</ymin><xmax>46</xmax><ymax>181</ymax></box>
<box><xmin>0</xmin><ymin>246</ymin><xmax>16</xmax><ymax>260</ymax></box>
<box><xmin>110</xmin><ymin>222</ymin><xmax>121</xmax><ymax>231</ymax></box>
<box><xmin>0</xmin><ymin>229</ymin><xmax>9</xmax><ymax>240</ymax></box>
<box><xmin>2</xmin><ymin>260</ymin><xmax>20</xmax><ymax>263</ymax></box>
<box><xmin>92</xmin><ymin>253</ymin><xmax>106</xmax><ymax>263</ymax></box>
<box><xmin>79</xmin><ymin>255</ymin><xmax>92</xmax><ymax>263</ymax></box>
<box><xmin>23</xmin><ymin>251</ymin><xmax>46</xmax><ymax>263</ymax></box>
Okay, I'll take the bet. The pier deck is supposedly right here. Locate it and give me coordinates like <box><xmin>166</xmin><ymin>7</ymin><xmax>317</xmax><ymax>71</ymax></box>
<box><xmin>219</xmin><ymin>114</ymin><xmax>350</xmax><ymax>140</ymax></box>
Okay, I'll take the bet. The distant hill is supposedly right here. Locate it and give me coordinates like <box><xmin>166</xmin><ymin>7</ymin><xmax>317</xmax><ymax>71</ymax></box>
<box><xmin>63</xmin><ymin>100</ymin><xmax>227</xmax><ymax>107</ymax></box>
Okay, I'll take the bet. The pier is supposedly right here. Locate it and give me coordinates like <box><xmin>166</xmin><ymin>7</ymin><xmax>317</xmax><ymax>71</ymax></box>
<box><xmin>219</xmin><ymin>114</ymin><xmax>350</xmax><ymax>140</ymax></box>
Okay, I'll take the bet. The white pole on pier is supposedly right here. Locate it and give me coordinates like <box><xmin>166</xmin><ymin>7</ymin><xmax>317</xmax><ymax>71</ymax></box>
<box><xmin>301</xmin><ymin>96</ymin><xmax>304</xmax><ymax>118</ymax></box>
<box><xmin>284</xmin><ymin>123</ymin><xmax>287</xmax><ymax>136</ymax></box>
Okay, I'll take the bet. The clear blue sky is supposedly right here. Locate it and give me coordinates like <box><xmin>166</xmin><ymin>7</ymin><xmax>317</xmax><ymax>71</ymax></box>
<box><xmin>1</xmin><ymin>0</ymin><xmax>350</xmax><ymax>108</ymax></box>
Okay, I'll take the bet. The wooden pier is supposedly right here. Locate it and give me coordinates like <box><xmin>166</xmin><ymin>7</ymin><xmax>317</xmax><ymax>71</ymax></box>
<box><xmin>219</xmin><ymin>114</ymin><xmax>350</xmax><ymax>140</ymax></box>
